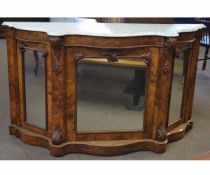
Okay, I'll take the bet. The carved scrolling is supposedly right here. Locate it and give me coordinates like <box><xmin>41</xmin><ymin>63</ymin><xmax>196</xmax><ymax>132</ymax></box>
<box><xmin>19</xmin><ymin>42</ymin><xmax>48</xmax><ymax>56</ymax></box>
<box><xmin>52</xmin><ymin>128</ymin><xmax>62</xmax><ymax>145</ymax></box>
<box><xmin>161</xmin><ymin>37</ymin><xmax>174</xmax><ymax>74</ymax></box>
<box><xmin>33</xmin><ymin>49</ymin><xmax>48</xmax><ymax>76</ymax></box>
<box><xmin>74</xmin><ymin>52</ymin><xmax>87</xmax><ymax>63</ymax></box>
<box><xmin>73</xmin><ymin>48</ymin><xmax>152</xmax><ymax>65</ymax></box>
<box><xmin>40</xmin><ymin>49</ymin><xmax>48</xmax><ymax>58</ymax></box>
<box><xmin>19</xmin><ymin>45</ymin><xmax>26</xmax><ymax>56</ymax></box>
<box><xmin>163</xmin><ymin>37</ymin><xmax>170</xmax><ymax>56</ymax></box>
<box><xmin>19</xmin><ymin>42</ymin><xmax>48</xmax><ymax>76</ymax></box>
<box><xmin>162</xmin><ymin>38</ymin><xmax>195</xmax><ymax>73</ymax></box>
<box><xmin>53</xmin><ymin>64</ymin><xmax>62</xmax><ymax>75</ymax></box>
<box><xmin>162</xmin><ymin>60</ymin><xmax>170</xmax><ymax>73</ymax></box>
<box><xmin>156</xmin><ymin>126</ymin><xmax>167</xmax><ymax>141</ymax></box>
<box><xmin>173</xmin><ymin>44</ymin><xmax>193</xmax><ymax>58</ymax></box>
<box><xmin>50</xmin><ymin>36</ymin><xmax>64</xmax><ymax>75</ymax></box>
<box><xmin>101</xmin><ymin>49</ymin><xmax>125</xmax><ymax>62</ymax></box>
<box><xmin>143</xmin><ymin>55</ymin><xmax>152</xmax><ymax>65</ymax></box>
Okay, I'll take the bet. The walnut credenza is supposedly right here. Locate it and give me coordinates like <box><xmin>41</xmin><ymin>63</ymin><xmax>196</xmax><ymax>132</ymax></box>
<box><xmin>4</xmin><ymin>22</ymin><xmax>205</xmax><ymax>156</ymax></box>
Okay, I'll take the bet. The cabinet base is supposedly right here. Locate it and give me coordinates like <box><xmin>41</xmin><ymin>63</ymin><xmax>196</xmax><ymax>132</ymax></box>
<box><xmin>9</xmin><ymin>121</ymin><xmax>192</xmax><ymax>157</ymax></box>
<box><xmin>167</xmin><ymin>120</ymin><xmax>193</xmax><ymax>143</ymax></box>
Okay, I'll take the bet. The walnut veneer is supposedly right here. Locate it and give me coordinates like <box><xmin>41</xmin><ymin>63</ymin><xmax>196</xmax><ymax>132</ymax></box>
<box><xmin>5</xmin><ymin>24</ymin><xmax>202</xmax><ymax>156</ymax></box>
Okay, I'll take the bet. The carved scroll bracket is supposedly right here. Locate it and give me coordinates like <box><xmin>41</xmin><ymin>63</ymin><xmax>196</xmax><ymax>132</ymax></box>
<box><xmin>161</xmin><ymin>37</ymin><xmax>176</xmax><ymax>74</ymax></box>
<box><xmin>163</xmin><ymin>37</ymin><xmax>171</xmax><ymax>56</ymax></box>
<box><xmin>40</xmin><ymin>48</ymin><xmax>48</xmax><ymax>58</ymax></box>
<box><xmin>73</xmin><ymin>48</ymin><xmax>152</xmax><ymax>66</ymax></box>
<box><xmin>19</xmin><ymin>42</ymin><xmax>48</xmax><ymax>56</ymax></box>
<box><xmin>156</xmin><ymin>126</ymin><xmax>167</xmax><ymax>141</ymax></box>
<box><xmin>53</xmin><ymin>64</ymin><xmax>62</xmax><ymax>75</ymax></box>
<box><xmin>173</xmin><ymin>44</ymin><xmax>193</xmax><ymax>58</ymax></box>
<box><xmin>143</xmin><ymin>54</ymin><xmax>152</xmax><ymax>65</ymax></box>
<box><xmin>102</xmin><ymin>49</ymin><xmax>125</xmax><ymax>62</ymax></box>
<box><xmin>74</xmin><ymin>49</ymin><xmax>125</xmax><ymax>63</ymax></box>
<box><xmin>162</xmin><ymin>60</ymin><xmax>170</xmax><ymax>73</ymax></box>
<box><xmin>19</xmin><ymin>43</ymin><xmax>27</xmax><ymax>53</ymax></box>
<box><xmin>52</xmin><ymin>127</ymin><xmax>62</xmax><ymax>145</ymax></box>
<box><xmin>18</xmin><ymin>42</ymin><xmax>49</xmax><ymax>76</ymax></box>
<box><xmin>74</xmin><ymin>52</ymin><xmax>87</xmax><ymax>64</ymax></box>
<box><xmin>49</xmin><ymin>36</ymin><xmax>64</xmax><ymax>75</ymax></box>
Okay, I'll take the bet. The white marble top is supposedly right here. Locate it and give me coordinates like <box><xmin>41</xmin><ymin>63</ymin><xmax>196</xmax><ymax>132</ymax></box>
<box><xmin>3</xmin><ymin>22</ymin><xmax>205</xmax><ymax>37</ymax></box>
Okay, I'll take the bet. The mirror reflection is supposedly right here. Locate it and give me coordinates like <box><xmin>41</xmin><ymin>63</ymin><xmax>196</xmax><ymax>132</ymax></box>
<box><xmin>23</xmin><ymin>49</ymin><xmax>47</xmax><ymax>129</ymax></box>
<box><xmin>77</xmin><ymin>58</ymin><xmax>147</xmax><ymax>132</ymax></box>
<box><xmin>168</xmin><ymin>51</ymin><xmax>187</xmax><ymax>124</ymax></box>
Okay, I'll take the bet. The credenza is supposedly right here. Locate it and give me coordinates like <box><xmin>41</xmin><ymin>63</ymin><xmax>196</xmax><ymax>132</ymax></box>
<box><xmin>3</xmin><ymin>22</ymin><xmax>205</xmax><ymax>156</ymax></box>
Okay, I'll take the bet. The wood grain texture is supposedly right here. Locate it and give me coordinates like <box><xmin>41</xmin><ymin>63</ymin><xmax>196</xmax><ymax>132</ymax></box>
<box><xmin>6</xmin><ymin>27</ymin><xmax>20</xmax><ymax>126</ymax></box>
<box><xmin>5</xmin><ymin>27</ymin><xmax>202</xmax><ymax>156</ymax></box>
<box><xmin>167</xmin><ymin>32</ymin><xmax>201</xmax><ymax>132</ymax></box>
<box><xmin>9</xmin><ymin>125</ymin><xmax>166</xmax><ymax>156</ymax></box>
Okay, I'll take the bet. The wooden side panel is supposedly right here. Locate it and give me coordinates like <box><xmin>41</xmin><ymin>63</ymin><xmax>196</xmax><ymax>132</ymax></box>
<box><xmin>144</xmin><ymin>47</ymin><xmax>161</xmax><ymax>139</ymax></box>
<box><xmin>184</xmin><ymin>30</ymin><xmax>202</xmax><ymax>122</ymax></box>
<box><xmin>153</xmin><ymin>38</ymin><xmax>177</xmax><ymax>139</ymax></box>
<box><xmin>45</xmin><ymin>45</ymin><xmax>53</xmax><ymax>138</ymax></box>
<box><xmin>50</xmin><ymin>37</ymin><xmax>67</xmax><ymax>144</ymax></box>
<box><xmin>167</xmin><ymin>32</ymin><xmax>198</xmax><ymax>131</ymax></box>
<box><xmin>16</xmin><ymin>41</ymin><xmax>25</xmax><ymax>128</ymax></box>
<box><xmin>65</xmin><ymin>47</ymin><xmax>77</xmax><ymax>141</ymax></box>
<box><xmin>13</xmin><ymin>40</ymin><xmax>51</xmax><ymax>136</ymax></box>
<box><xmin>6</xmin><ymin>28</ymin><xmax>20</xmax><ymax>125</ymax></box>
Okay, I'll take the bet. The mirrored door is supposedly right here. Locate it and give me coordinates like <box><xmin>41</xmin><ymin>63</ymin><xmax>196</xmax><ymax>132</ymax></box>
<box><xmin>168</xmin><ymin>51</ymin><xmax>188</xmax><ymax>125</ymax></box>
<box><xmin>76</xmin><ymin>58</ymin><xmax>148</xmax><ymax>132</ymax></box>
<box><xmin>21</xmin><ymin>48</ymin><xmax>47</xmax><ymax>130</ymax></box>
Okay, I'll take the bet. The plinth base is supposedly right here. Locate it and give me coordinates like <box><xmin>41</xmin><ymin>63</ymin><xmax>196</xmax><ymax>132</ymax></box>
<box><xmin>9</xmin><ymin>121</ymin><xmax>192</xmax><ymax>157</ymax></box>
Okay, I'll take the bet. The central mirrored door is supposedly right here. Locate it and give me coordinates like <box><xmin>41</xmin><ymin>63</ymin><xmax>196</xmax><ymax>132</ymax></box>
<box><xmin>76</xmin><ymin>58</ymin><xmax>148</xmax><ymax>132</ymax></box>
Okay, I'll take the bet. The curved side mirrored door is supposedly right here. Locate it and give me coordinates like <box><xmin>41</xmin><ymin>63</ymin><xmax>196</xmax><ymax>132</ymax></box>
<box><xmin>23</xmin><ymin>49</ymin><xmax>47</xmax><ymax>129</ymax></box>
<box><xmin>76</xmin><ymin>58</ymin><xmax>148</xmax><ymax>132</ymax></box>
<box><xmin>168</xmin><ymin>51</ymin><xmax>187</xmax><ymax>124</ymax></box>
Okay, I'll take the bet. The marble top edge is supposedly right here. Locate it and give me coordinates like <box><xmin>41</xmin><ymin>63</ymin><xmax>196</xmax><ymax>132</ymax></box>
<box><xmin>3</xmin><ymin>22</ymin><xmax>206</xmax><ymax>37</ymax></box>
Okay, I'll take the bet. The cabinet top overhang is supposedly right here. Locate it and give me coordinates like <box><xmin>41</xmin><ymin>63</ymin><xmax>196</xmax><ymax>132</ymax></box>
<box><xmin>3</xmin><ymin>22</ymin><xmax>205</xmax><ymax>37</ymax></box>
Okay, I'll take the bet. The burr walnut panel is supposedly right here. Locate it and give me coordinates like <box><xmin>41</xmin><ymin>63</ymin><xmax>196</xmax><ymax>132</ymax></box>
<box><xmin>5</xmin><ymin>24</ymin><xmax>202</xmax><ymax>156</ymax></box>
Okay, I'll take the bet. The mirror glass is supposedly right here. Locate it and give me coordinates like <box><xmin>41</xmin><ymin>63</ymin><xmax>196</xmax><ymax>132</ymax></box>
<box><xmin>168</xmin><ymin>51</ymin><xmax>186</xmax><ymax>124</ymax></box>
<box><xmin>23</xmin><ymin>49</ymin><xmax>47</xmax><ymax>129</ymax></box>
<box><xmin>77</xmin><ymin>58</ymin><xmax>147</xmax><ymax>132</ymax></box>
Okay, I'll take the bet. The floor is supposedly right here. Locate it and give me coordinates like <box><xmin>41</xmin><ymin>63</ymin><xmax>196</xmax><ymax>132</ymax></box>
<box><xmin>0</xmin><ymin>39</ymin><xmax>210</xmax><ymax>160</ymax></box>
